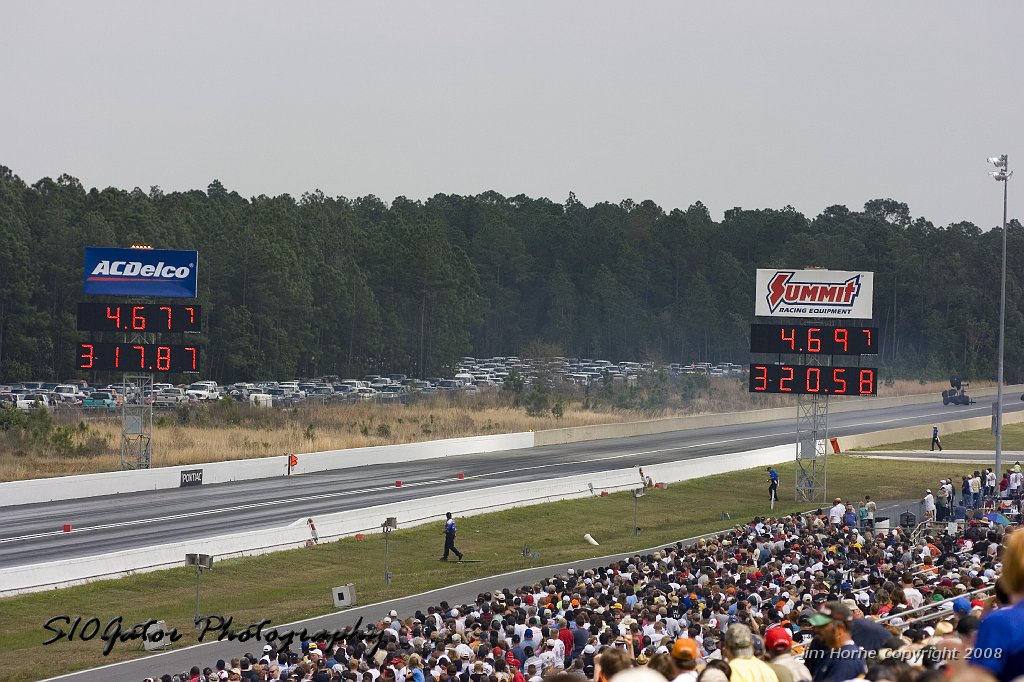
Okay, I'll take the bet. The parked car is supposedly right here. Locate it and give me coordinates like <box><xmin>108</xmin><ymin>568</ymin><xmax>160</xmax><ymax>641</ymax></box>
<box><xmin>185</xmin><ymin>382</ymin><xmax>219</xmax><ymax>401</ymax></box>
<box><xmin>82</xmin><ymin>391</ymin><xmax>117</xmax><ymax>411</ymax></box>
<box><xmin>153</xmin><ymin>388</ymin><xmax>189</xmax><ymax>408</ymax></box>
<box><xmin>18</xmin><ymin>393</ymin><xmax>53</xmax><ymax>411</ymax></box>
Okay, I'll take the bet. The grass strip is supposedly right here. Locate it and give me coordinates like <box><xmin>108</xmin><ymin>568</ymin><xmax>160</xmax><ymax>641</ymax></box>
<box><xmin>859</xmin><ymin>421</ymin><xmax>1024</xmax><ymax>452</ymax></box>
<box><xmin>0</xmin><ymin>455</ymin><xmax>978</xmax><ymax>681</ymax></box>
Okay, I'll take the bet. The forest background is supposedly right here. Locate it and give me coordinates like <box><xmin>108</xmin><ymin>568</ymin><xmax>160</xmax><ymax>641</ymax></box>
<box><xmin>1</xmin><ymin>165</ymin><xmax>1020</xmax><ymax>385</ymax></box>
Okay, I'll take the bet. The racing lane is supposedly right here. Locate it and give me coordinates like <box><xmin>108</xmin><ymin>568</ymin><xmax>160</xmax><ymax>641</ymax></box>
<box><xmin>1</xmin><ymin>398</ymin><xmax>1018</xmax><ymax>568</ymax></box>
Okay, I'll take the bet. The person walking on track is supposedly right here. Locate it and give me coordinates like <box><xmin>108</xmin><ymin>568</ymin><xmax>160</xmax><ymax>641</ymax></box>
<box><xmin>441</xmin><ymin>511</ymin><xmax>463</xmax><ymax>562</ymax></box>
<box><xmin>931</xmin><ymin>426</ymin><xmax>943</xmax><ymax>452</ymax></box>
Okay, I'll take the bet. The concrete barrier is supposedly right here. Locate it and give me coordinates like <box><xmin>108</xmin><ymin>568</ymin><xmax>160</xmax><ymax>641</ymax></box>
<box><xmin>0</xmin><ymin>432</ymin><xmax>535</xmax><ymax>507</ymax></box>
<box><xmin>0</xmin><ymin>443</ymin><xmax>795</xmax><ymax>595</ymax></box>
<box><xmin>534</xmin><ymin>385</ymin><xmax>1019</xmax><ymax>447</ymax></box>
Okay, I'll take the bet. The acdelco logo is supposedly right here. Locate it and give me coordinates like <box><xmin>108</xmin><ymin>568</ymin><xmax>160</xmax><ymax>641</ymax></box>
<box><xmin>766</xmin><ymin>271</ymin><xmax>861</xmax><ymax>313</ymax></box>
<box><xmin>88</xmin><ymin>260</ymin><xmax>193</xmax><ymax>280</ymax></box>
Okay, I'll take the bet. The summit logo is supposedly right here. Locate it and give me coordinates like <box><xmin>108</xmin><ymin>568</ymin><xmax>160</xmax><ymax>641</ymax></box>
<box><xmin>755</xmin><ymin>269</ymin><xmax>873</xmax><ymax>319</ymax></box>
<box><xmin>766</xmin><ymin>271</ymin><xmax>861</xmax><ymax>313</ymax></box>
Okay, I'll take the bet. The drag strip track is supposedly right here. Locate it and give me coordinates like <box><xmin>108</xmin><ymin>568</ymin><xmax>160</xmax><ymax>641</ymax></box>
<box><xmin>1</xmin><ymin>399</ymin><xmax>1017</xmax><ymax>569</ymax></box>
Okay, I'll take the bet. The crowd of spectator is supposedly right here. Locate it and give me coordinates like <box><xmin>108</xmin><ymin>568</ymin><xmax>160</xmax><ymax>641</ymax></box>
<box><xmin>143</xmin><ymin>468</ymin><xmax>1024</xmax><ymax>682</ymax></box>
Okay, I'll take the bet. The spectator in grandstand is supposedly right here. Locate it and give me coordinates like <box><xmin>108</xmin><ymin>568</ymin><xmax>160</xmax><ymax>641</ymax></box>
<box><xmin>668</xmin><ymin>638</ymin><xmax>700</xmax><ymax>682</ymax></box>
<box><xmin>1010</xmin><ymin>468</ymin><xmax>1023</xmax><ymax>498</ymax></box>
<box><xmin>722</xmin><ymin>623</ymin><xmax>777</xmax><ymax>682</ymax></box>
<box><xmin>806</xmin><ymin>602</ymin><xmax>867</xmax><ymax>682</ymax></box>
<box><xmin>762</xmin><ymin>627</ymin><xmax>810</xmax><ymax>682</ymax></box>
<box><xmin>596</xmin><ymin>647</ymin><xmax>634</xmax><ymax>682</ymax></box>
<box><xmin>827</xmin><ymin>499</ymin><xmax>845</xmax><ymax>526</ymax></box>
<box><xmin>970</xmin><ymin>472</ymin><xmax>982</xmax><ymax>508</ymax></box>
<box><xmin>922</xmin><ymin>490</ymin><xmax>935</xmax><ymax>521</ymax></box>
<box><xmin>971</xmin><ymin>529</ymin><xmax>1024</xmax><ymax>681</ymax></box>
<box><xmin>935</xmin><ymin>483</ymin><xmax>949</xmax><ymax>522</ymax></box>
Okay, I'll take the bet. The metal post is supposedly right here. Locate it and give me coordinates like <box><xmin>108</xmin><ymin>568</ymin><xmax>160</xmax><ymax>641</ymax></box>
<box><xmin>383</xmin><ymin>530</ymin><xmax>391</xmax><ymax>584</ymax></box>
<box><xmin>633</xmin><ymin>493</ymin><xmax>638</xmax><ymax>536</ymax></box>
<box><xmin>990</xmin><ymin>154</ymin><xmax>1012</xmax><ymax>482</ymax></box>
<box><xmin>194</xmin><ymin>565</ymin><xmax>202</xmax><ymax>625</ymax></box>
<box><xmin>996</xmin><ymin>165</ymin><xmax>1008</xmax><ymax>481</ymax></box>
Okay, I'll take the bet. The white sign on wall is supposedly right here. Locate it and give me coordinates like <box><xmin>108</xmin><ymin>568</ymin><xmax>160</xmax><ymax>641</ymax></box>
<box><xmin>755</xmin><ymin>269</ymin><xmax>874</xmax><ymax>319</ymax></box>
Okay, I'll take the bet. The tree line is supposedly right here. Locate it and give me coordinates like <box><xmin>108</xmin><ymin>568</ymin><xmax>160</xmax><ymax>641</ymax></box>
<box><xmin>0</xmin><ymin>165</ymin><xmax>1020</xmax><ymax>384</ymax></box>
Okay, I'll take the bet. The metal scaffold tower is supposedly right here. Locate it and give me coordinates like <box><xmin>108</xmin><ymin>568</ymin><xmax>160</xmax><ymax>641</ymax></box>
<box><xmin>120</xmin><ymin>373</ymin><xmax>154</xmax><ymax>469</ymax></box>
<box><xmin>794</xmin><ymin>343</ymin><xmax>829</xmax><ymax>502</ymax></box>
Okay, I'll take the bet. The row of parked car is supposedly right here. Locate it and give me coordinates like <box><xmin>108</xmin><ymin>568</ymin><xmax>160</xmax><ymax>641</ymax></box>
<box><xmin>0</xmin><ymin>357</ymin><xmax>749</xmax><ymax>412</ymax></box>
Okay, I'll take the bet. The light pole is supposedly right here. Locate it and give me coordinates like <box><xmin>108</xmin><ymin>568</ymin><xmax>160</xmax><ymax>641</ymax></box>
<box><xmin>632</xmin><ymin>487</ymin><xmax>645</xmax><ymax>536</ymax></box>
<box><xmin>185</xmin><ymin>553</ymin><xmax>213</xmax><ymax>628</ymax></box>
<box><xmin>988</xmin><ymin>155</ymin><xmax>1012</xmax><ymax>482</ymax></box>
<box><xmin>382</xmin><ymin>517</ymin><xmax>397</xmax><ymax>584</ymax></box>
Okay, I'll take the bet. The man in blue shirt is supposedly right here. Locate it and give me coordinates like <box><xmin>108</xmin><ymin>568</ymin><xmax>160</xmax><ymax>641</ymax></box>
<box><xmin>441</xmin><ymin>511</ymin><xmax>463</xmax><ymax>562</ymax></box>
<box><xmin>767</xmin><ymin>467</ymin><xmax>779</xmax><ymax>504</ymax></box>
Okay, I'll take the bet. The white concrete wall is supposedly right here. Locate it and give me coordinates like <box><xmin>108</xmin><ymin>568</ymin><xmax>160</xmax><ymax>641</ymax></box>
<box><xmin>0</xmin><ymin>432</ymin><xmax>535</xmax><ymax>507</ymax></box>
<box><xmin>0</xmin><ymin>443</ymin><xmax>794</xmax><ymax>595</ymax></box>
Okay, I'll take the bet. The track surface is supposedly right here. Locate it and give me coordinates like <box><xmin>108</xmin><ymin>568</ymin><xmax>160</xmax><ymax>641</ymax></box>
<box><xmin>3</xmin><ymin>399</ymin><xmax>1017</xmax><ymax>569</ymax></box>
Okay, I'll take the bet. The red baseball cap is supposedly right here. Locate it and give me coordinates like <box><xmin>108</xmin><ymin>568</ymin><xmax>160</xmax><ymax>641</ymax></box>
<box><xmin>764</xmin><ymin>626</ymin><xmax>793</xmax><ymax>652</ymax></box>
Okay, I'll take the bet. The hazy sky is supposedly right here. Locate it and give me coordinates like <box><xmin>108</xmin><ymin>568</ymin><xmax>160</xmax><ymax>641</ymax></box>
<box><xmin>4</xmin><ymin>2</ymin><xmax>1021</xmax><ymax>228</ymax></box>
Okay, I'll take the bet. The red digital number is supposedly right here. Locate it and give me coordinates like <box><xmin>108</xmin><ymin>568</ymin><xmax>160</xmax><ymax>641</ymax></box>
<box><xmin>186</xmin><ymin>307</ymin><xmax>195</xmax><ymax>324</ymax></box>
<box><xmin>859</xmin><ymin>369</ymin><xmax>875</xmax><ymax>395</ymax></box>
<box><xmin>862</xmin><ymin>328</ymin><xmax>872</xmax><ymax>350</ymax></box>
<box><xmin>131</xmin><ymin>306</ymin><xmax>146</xmax><ymax>330</ymax></box>
<box><xmin>780</xmin><ymin>366</ymin><xmax>794</xmax><ymax>392</ymax></box>
<box><xmin>806</xmin><ymin>367</ymin><xmax>820</xmax><ymax>392</ymax></box>
<box><xmin>156</xmin><ymin>346</ymin><xmax>171</xmax><ymax>371</ymax></box>
<box><xmin>80</xmin><ymin>344</ymin><xmax>94</xmax><ymax>369</ymax></box>
<box><xmin>780</xmin><ymin>328</ymin><xmax>795</xmax><ymax>351</ymax></box>
<box><xmin>833</xmin><ymin>368</ymin><xmax>846</xmax><ymax>393</ymax></box>
<box><xmin>834</xmin><ymin>328</ymin><xmax>848</xmax><ymax>352</ymax></box>
<box><xmin>807</xmin><ymin>327</ymin><xmax>821</xmax><ymax>353</ymax></box>
<box><xmin>114</xmin><ymin>345</ymin><xmax>121</xmax><ymax>368</ymax></box>
<box><xmin>185</xmin><ymin>346</ymin><xmax>197</xmax><ymax>370</ymax></box>
<box><xmin>133</xmin><ymin>345</ymin><xmax>146</xmax><ymax>369</ymax></box>
<box><xmin>753</xmin><ymin>365</ymin><xmax>768</xmax><ymax>391</ymax></box>
<box><xmin>105</xmin><ymin>306</ymin><xmax>121</xmax><ymax>329</ymax></box>
<box><xmin>160</xmin><ymin>306</ymin><xmax>172</xmax><ymax>330</ymax></box>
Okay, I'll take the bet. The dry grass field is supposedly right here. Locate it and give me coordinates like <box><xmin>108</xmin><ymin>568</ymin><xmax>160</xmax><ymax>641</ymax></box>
<box><xmin>0</xmin><ymin>379</ymin><xmax>953</xmax><ymax>481</ymax></box>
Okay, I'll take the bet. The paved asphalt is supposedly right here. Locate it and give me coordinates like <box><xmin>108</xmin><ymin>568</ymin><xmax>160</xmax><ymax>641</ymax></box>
<box><xmin>40</xmin><ymin>498</ymin><xmax>918</xmax><ymax>682</ymax></box>
<box><xmin>3</xmin><ymin>398</ymin><xmax>1020</xmax><ymax>569</ymax></box>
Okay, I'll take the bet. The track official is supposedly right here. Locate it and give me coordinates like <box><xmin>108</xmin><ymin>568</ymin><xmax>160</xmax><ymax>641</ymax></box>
<box><xmin>441</xmin><ymin>511</ymin><xmax>463</xmax><ymax>562</ymax></box>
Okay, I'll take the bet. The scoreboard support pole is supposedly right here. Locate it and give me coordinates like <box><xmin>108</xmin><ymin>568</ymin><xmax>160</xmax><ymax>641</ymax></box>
<box><xmin>120</xmin><ymin>372</ymin><xmax>154</xmax><ymax>470</ymax></box>
<box><xmin>120</xmin><ymin>307</ymin><xmax>154</xmax><ymax>471</ymax></box>
<box><xmin>795</xmin><ymin>334</ymin><xmax>829</xmax><ymax>503</ymax></box>
<box><xmin>795</xmin><ymin>390</ymin><xmax>828</xmax><ymax>503</ymax></box>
